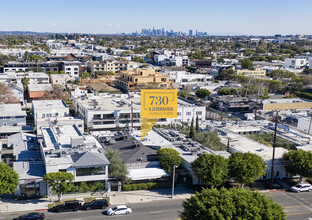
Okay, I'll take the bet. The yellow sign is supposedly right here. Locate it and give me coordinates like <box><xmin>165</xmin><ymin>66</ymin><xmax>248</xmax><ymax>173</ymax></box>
<box><xmin>140</xmin><ymin>89</ymin><xmax>177</xmax><ymax>141</ymax></box>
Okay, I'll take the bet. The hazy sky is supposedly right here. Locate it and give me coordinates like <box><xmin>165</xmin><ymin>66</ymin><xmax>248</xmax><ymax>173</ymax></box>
<box><xmin>1</xmin><ymin>0</ymin><xmax>311</xmax><ymax>35</ymax></box>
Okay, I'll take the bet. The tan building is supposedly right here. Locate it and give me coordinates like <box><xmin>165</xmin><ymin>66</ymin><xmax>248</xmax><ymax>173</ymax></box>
<box><xmin>89</xmin><ymin>60</ymin><xmax>128</xmax><ymax>74</ymax></box>
<box><xmin>262</xmin><ymin>98</ymin><xmax>312</xmax><ymax>111</ymax></box>
<box><xmin>116</xmin><ymin>68</ymin><xmax>173</xmax><ymax>91</ymax></box>
<box><xmin>236</xmin><ymin>68</ymin><xmax>266</xmax><ymax>77</ymax></box>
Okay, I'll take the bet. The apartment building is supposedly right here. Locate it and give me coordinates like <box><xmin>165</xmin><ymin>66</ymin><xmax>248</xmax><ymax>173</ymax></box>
<box><xmin>283</xmin><ymin>58</ymin><xmax>307</xmax><ymax>70</ymax></box>
<box><xmin>116</xmin><ymin>68</ymin><xmax>173</xmax><ymax>91</ymax></box>
<box><xmin>72</xmin><ymin>93</ymin><xmax>206</xmax><ymax>130</ymax></box>
<box><xmin>3</xmin><ymin>61</ymin><xmax>59</xmax><ymax>73</ymax></box>
<box><xmin>61</xmin><ymin>61</ymin><xmax>81</xmax><ymax>78</ymax></box>
<box><xmin>32</xmin><ymin>100</ymin><xmax>69</xmax><ymax>123</ymax></box>
<box><xmin>89</xmin><ymin>60</ymin><xmax>128</xmax><ymax>74</ymax></box>
<box><xmin>236</xmin><ymin>68</ymin><xmax>266</xmax><ymax>77</ymax></box>
<box><xmin>0</xmin><ymin>71</ymin><xmax>50</xmax><ymax>84</ymax></box>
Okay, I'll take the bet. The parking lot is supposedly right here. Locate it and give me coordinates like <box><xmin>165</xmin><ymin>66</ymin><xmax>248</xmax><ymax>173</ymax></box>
<box><xmin>265</xmin><ymin>190</ymin><xmax>312</xmax><ymax>220</ymax></box>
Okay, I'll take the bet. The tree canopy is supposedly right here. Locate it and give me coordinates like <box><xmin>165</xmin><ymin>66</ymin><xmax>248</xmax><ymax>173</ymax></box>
<box><xmin>191</xmin><ymin>153</ymin><xmax>228</xmax><ymax>187</ymax></box>
<box><xmin>229</xmin><ymin>152</ymin><xmax>266</xmax><ymax>186</ymax></box>
<box><xmin>157</xmin><ymin>148</ymin><xmax>181</xmax><ymax>175</ymax></box>
<box><xmin>283</xmin><ymin>149</ymin><xmax>312</xmax><ymax>182</ymax></box>
<box><xmin>43</xmin><ymin>171</ymin><xmax>74</xmax><ymax>201</ymax></box>
<box><xmin>0</xmin><ymin>163</ymin><xmax>19</xmax><ymax>195</ymax></box>
<box><xmin>240</xmin><ymin>58</ymin><xmax>253</xmax><ymax>70</ymax></box>
<box><xmin>105</xmin><ymin>148</ymin><xmax>128</xmax><ymax>183</ymax></box>
<box><xmin>195</xmin><ymin>88</ymin><xmax>210</xmax><ymax>99</ymax></box>
<box><xmin>180</xmin><ymin>187</ymin><xmax>285</xmax><ymax>220</ymax></box>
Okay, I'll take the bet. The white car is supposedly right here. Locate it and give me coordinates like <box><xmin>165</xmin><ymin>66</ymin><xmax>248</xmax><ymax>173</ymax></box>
<box><xmin>106</xmin><ymin>205</ymin><xmax>132</xmax><ymax>216</ymax></box>
<box><xmin>290</xmin><ymin>183</ymin><xmax>312</xmax><ymax>192</ymax></box>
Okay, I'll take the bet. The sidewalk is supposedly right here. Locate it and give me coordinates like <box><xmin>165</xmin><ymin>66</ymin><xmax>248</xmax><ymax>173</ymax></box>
<box><xmin>0</xmin><ymin>186</ymin><xmax>193</xmax><ymax>213</ymax></box>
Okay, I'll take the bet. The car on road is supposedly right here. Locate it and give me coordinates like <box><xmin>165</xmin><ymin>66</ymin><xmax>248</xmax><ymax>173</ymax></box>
<box><xmin>106</xmin><ymin>205</ymin><xmax>132</xmax><ymax>216</ymax></box>
<box><xmin>290</xmin><ymin>183</ymin><xmax>312</xmax><ymax>192</ymax></box>
<box><xmin>54</xmin><ymin>200</ymin><xmax>81</xmax><ymax>213</ymax></box>
<box><xmin>13</xmin><ymin>212</ymin><xmax>45</xmax><ymax>220</ymax></box>
<box><xmin>83</xmin><ymin>199</ymin><xmax>110</xmax><ymax>211</ymax></box>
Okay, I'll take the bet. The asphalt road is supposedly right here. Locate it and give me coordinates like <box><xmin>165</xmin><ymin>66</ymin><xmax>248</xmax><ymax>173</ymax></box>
<box><xmin>1</xmin><ymin>200</ymin><xmax>183</xmax><ymax>220</ymax></box>
<box><xmin>266</xmin><ymin>190</ymin><xmax>312</xmax><ymax>220</ymax></box>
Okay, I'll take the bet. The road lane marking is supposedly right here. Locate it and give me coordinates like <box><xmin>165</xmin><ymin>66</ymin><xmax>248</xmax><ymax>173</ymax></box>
<box><xmin>287</xmin><ymin>211</ymin><xmax>312</xmax><ymax>216</ymax></box>
<box><xmin>150</xmin><ymin>211</ymin><xmax>163</xmax><ymax>214</ymax></box>
<box><xmin>283</xmin><ymin>205</ymin><xmax>305</xmax><ymax>209</ymax></box>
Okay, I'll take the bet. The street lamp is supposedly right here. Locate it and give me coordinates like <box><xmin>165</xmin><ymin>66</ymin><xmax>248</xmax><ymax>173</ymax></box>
<box><xmin>172</xmin><ymin>165</ymin><xmax>178</xmax><ymax>199</ymax></box>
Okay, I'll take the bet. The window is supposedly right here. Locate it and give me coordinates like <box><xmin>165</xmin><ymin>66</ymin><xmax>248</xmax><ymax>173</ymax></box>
<box><xmin>93</xmin><ymin>114</ymin><xmax>101</xmax><ymax>120</ymax></box>
<box><xmin>59</xmin><ymin>169</ymin><xmax>66</xmax><ymax>172</ymax></box>
<box><xmin>76</xmin><ymin>167</ymin><xmax>106</xmax><ymax>176</ymax></box>
<box><xmin>119</xmin><ymin>113</ymin><xmax>131</xmax><ymax>119</ymax></box>
<box><xmin>196</xmin><ymin>111</ymin><xmax>202</xmax><ymax>115</ymax></box>
<box><xmin>177</xmin><ymin>112</ymin><xmax>181</xmax><ymax>116</ymax></box>
<box><xmin>186</xmin><ymin>112</ymin><xmax>191</xmax><ymax>116</ymax></box>
<box><xmin>103</xmin><ymin>114</ymin><xmax>115</xmax><ymax>120</ymax></box>
<box><xmin>93</xmin><ymin>121</ymin><xmax>102</xmax><ymax>125</ymax></box>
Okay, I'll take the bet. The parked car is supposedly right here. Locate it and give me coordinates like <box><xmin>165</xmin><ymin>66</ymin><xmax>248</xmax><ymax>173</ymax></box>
<box><xmin>13</xmin><ymin>212</ymin><xmax>45</xmax><ymax>220</ymax></box>
<box><xmin>54</xmin><ymin>200</ymin><xmax>81</xmax><ymax>213</ymax></box>
<box><xmin>290</xmin><ymin>183</ymin><xmax>312</xmax><ymax>192</ymax></box>
<box><xmin>83</xmin><ymin>199</ymin><xmax>110</xmax><ymax>211</ymax></box>
<box><xmin>106</xmin><ymin>205</ymin><xmax>132</xmax><ymax>216</ymax></box>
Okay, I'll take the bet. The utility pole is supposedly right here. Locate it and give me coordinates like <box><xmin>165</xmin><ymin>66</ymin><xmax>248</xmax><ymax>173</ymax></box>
<box><xmin>171</xmin><ymin>165</ymin><xmax>177</xmax><ymax>199</ymax></box>
<box><xmin>308</xmin><ymin>113</ymin><xmax>312</xmax><ymax>134</ymax></box>
<box><xmin>220</xmin><ymin>102</ymin><xmax>223</xmax><ymax>121</ymax></box>
<box><xmin>270</xmin><ymin>110</ymin><xmax>279</xmax><ymax>189</ymax></box>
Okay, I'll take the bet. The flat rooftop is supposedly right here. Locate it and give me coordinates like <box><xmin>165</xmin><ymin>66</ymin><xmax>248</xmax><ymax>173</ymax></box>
<box><xmin>0</xmin><ymin>103</ymin><xmax>26</xmax><ymax>117</ymax></box>
<box><xmin>32</xmin><ymin>100</ymin><xmax>67</xmax><ymax>110</ymax></box>
<box><xmin>28</xmin><ymin>84</ymin><xmax>53</xmax><ymax>92</ymax></box>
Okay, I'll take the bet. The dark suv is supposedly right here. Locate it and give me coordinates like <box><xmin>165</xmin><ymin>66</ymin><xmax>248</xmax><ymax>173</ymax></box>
<box><xmin>83</xmin><ymin>199</ymin><xmax>110</xmax><ymax>211</ymax></box>
<box><xmin>54</xmin><ymin>200</ymin><xmax>81</xmax><ymax>213</ymax></box>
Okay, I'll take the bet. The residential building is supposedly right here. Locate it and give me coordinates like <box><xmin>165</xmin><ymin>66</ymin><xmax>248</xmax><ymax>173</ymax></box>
<box><xmin>283</xmin><ymin>58</ymin><xmax>307</xmax><ymax>70</ymax></box>
<box><xmin>40</xmin><ymin>124</ymin><xmax>110</xmax><ymax>187</ymax></box>
<box><xmin>9</xmin><ymin>83</ymin><xmax>24</xmax><ymax>104</ymax></box>
<box><xmin>0</xmin><ymin>71</ymin><xmax>50</xmax><ymax>84</ymax></box>
<box><xmin>236</xmin><ymin>68</ymin><xmax>266</xmax><ymax>77</ymax></box>
<box><xmin>195</xmin><ymin>60</ymin><xmax>212</xmax><ymax>68</ymax></box>
<box><xmin>3</xmin><ymin>61</ymin><xmax>59</xmax><ymax>73</ymax></box>
<box><xmin>261</xmin><ymin>97</ymin><xmax>312</xmax><ymax>111</ymax></box>
<box><xmin>211</xmin><ymin>95</ymin><xmax>256</xmax><ymax>113</ymax></box>
<box><xmin>115</xmin><ymin>68</ymin><xmax>173</xmax><ymax>91</ymax></box>
<box><xmin>154</xmin><ymin>54</ymin><xmax>189</xmax><ymax>67</ymax></box>
<box><xmin>89</xmin><ymin>60</ymin><xmax>128</xmax><ymax>74</ymax></box>
<box><xmin>27</xmin><ymin>84</ymin><xmax>53</xmax><ymax>99</ymax></box>
<box><xmin>10</xmin><ymin>133</ymin><xmax>46</xmax><ymax>198</ymax></box>
<box><xmin>71</xmin><ymin>87</ymin><xmax>88</xmax><ymax>98</ymax></box>
<box><xmin>32</xmin><ymin>100</ymin><xmax>69</xmax><ymax>124</ymax></box>
<box><xmin>72</xmin><ymin>93</ymin><xmax>206</xmax><ymax>130</ymax></box>
<box><xmin>50</xmin><ymin>74</ymin><xmax>74</xmax><ymax>87</ymax></box>
<box><xmin>61</xmin><ymin>61</ymin><xmax>82</xmax><ymax>78</ymax></box>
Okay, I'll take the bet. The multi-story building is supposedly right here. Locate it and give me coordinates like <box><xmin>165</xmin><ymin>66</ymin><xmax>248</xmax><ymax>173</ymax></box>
<box><xmin>40</xmin><ymin>124</ymin><xmax>110</xmax><ymax>188</ymax></box>
<box><xmin>50</xmin><ymin>74</ymin><xmax>74</xmax><ymax>87</ymax></box>
<box><xmin>61</xmin><ymin>61</ymin><xmax>81</xmax><ymax>78</ymax></box>
<box><xmin>116</xmin><ymin>68</ymin><xmax>173</xmax><ymax>91</ymax></box>
<box><xmin>72</xmin><ymin>93</ymin><xmax>206</xmax><ymax>130</ymax></box>
<box><xmin>0</xmin><ymin>72</ymin><xmax>50</xmax><ymax>84</ymax></box>
<box><xmin>154</xmin><ymin>54</ymin><xmax>189</xmax><ymax>67</ymax></box>
<box><xmin>3</xmin><ymin>61</ymin><xmax>59</xmax><ymax>73</ymax></box>
<box><xmin>236</xmin><ymin>68</ymin><xmax>266</xmax><ymax>77</ymax></box>
<box><xmin>283</xmin><ymin>58</ymin><xmax>307</xmax><ymax>70</ymax></box>
<box><xmin>89</xmin><ymin>60</ymin><xmax>128</xmax><ymax>74</ymax></box>
<box><xmin>32</xmin><ymin>100</ymin><xmax>69</xmax><ymax>124</ymax></box>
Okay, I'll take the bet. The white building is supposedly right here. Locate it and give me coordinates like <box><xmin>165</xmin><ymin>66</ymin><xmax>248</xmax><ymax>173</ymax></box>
<box><xmin>283</xmin><ymin>58</ymin><xmax>306</xmax><ymax>70</ymax></box>
<box><xmin>40</xmin><ymin>124</ymin><xmax>110</xmax><ymax>187</ymax></box>
<box><xmin>154</xmin><ymin>52</ymin><xmax>189</xmax><ymax>67</ymax></box>
<box><xmin>50</xmin><ymin>74</ymin><xmax>74</xmax><ymax>87</ymax></box>
<box><xmin>32</xmin><ymin>100</ymin><xmax>69</xmax><ymax>124</ymax></box>
<box><xmin>164</xmin><ymin>70</ymin><xmax>213</xmax><ymax>88</ymax></box>
<box><xmin>0</xmin><ymin>72</ymin><xmax>50</xmax><ymax>84</ymax></box>
<box><xmin>61</xmin><ymin>61</ymin><xmax>81</xmax><ymax>78</ymax></box>
<box><xmin>72</xmin><ymin>93</ymin><xmax>206</xmax><ymax>130</ymax></box>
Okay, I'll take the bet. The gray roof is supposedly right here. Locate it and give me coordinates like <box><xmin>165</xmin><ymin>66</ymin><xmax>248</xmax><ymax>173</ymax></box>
<box><xmin>70</xmin><ymin>151</ymin><xmax>110</xmax><ymax>168</ymax></box>
<box><xmin>28</xmin><ymin>84</ymin><xmax>53</xmax><ymax>92</ymax></box>
<box><xmin>0</xmin><ymin>103</ymin><xmax>26</xmax><ymax>117</ymax></box>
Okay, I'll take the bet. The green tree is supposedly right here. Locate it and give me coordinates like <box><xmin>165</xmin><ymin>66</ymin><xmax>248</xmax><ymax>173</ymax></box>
<box><xmin>43</xmin><ymin>171</ymin><xmax>74</xmax><ymax>201</ymax></box>
<box><xmin>195</xmin><ymin>116</ymin><xmax>199</xmax><ymax>132</ymax></box>
<box><xmin>132</xmin><ymin>56</ymin><xmax>146</xmax><ymax>63</ymax></box>
<box><xmin>82</xmin><ymin>72</ymin><xmax>90</xmax><ymax>79</ymax></box>
<box><xmin>217</xmin><ymin>68</ymin><xmax>235</xmax><ymax>80</ymax></box>
<box><xmin>191</xmin><ymin>153</ymin><xmax>228</xmax><ymax>187</ymax></box>
<box><xmin>302</xmin><ymin>68</ymin><xmax>312</xmax><ymax>75</ymax></box>
<box><xmin>0</xmin><ymin>162</ymin><xmax>19</xmax><ymax>195</ymax></box>
<box><xmin>178</xmin><ymin>91</ymin><xmax>190</xmax><ymax>99</ymax></box>
<box><xmin>217</xmin><ymin>58</ymin><xmax>225</xmax><ymax>63</ymax></box>
<box><xmin>24</xmin><ymin>51</ymin><xmax>29</xmax><ymax>61</ymax></box>
<box><xmin>229</xmin><ymin>152</ymin><xmax>266</xmax><ymax>187</ymax></box>
<box><xmin>189</xmin><ymin>118</ymin><xmax>195</xmax><ymax>138</ymax></box>
<box><xmin>283</xmin><ymin>149</ymin><xmax>312</xmax><ymax>183</ymax></box>
<box><xmin>195</xmin><ymin>88</ymin><xmax>210</xmax><ymax>99</ymax></box>
<box><xmin>241</xmin><ymin>58</ymin><xmax>253</xmax><ymax>70</ymax></box>
<box><xmin>105</xmin><ymin>148</ymin><xmax>128</xmax><ymax>183</ymax></box>
<box><xmin>180</xmin><ymin>187</ymin><xmax>285</xmax><ymax>220</ymax></box>
<box><xmin>157</xmin><ymin>148</ymin><xmax>181</xmax><ymax>175</ymax></box>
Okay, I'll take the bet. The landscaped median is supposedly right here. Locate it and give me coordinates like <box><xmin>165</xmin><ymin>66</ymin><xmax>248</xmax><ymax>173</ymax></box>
<box><xmin>48</xmin><ymin>197</ymin><xmax>110</xmax><ymax>209</ymax></box>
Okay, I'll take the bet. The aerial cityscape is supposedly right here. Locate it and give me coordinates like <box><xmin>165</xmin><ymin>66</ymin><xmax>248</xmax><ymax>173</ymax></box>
<box><xmin>1</xmin><ymin>0</ymin><xmax>312</xmax><ymax>220</ymax></box>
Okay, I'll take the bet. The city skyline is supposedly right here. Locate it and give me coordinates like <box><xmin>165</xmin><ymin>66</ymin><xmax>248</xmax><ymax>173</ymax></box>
<box><xmin>1</xmin><ymin>0</ymin><xmax>312</xmax><ymax>35</ymax></box>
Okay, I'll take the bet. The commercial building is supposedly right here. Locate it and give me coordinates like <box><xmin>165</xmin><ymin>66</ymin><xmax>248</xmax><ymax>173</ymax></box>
<box><xmin>40</xmin><ymin>124</ymin><xmax>110</xmax><ymax>187</ymax></box>
<box><xmin>3</xmin><ymin>61</ymin><xmax>59</xmax><ymax>73</ymax></box>
<box><xmin>262</xmin><ymin>97</ymin><xmax>312</xmax><ymax>111</ymax></box>
<box><xmin>283</xmin><ymin>58</ymin><xmax>306</xmax><ymax>70</ymax></box>
<box><xmin>115</xmin><ymin>68</ymin><xmax>173</xmax><ymax>91</ymax></box>
<box><xmin>61</xmin><ymin>61</ymin><xmax>82</xmax><ymax>78</ymax></box>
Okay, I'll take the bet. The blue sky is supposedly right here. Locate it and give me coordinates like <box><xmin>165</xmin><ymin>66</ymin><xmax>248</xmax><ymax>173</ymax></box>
<box><xmin>1</xmin><ymin>0</ymin><xmax>312</xmax><ymax>35</ymax></box>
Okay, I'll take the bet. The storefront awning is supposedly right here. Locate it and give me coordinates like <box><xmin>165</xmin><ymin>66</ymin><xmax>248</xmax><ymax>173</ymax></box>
<box><xmin>128</xmin><ymin>167</ymin><xmax>168</xmax><ymax>181</ymax></box>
